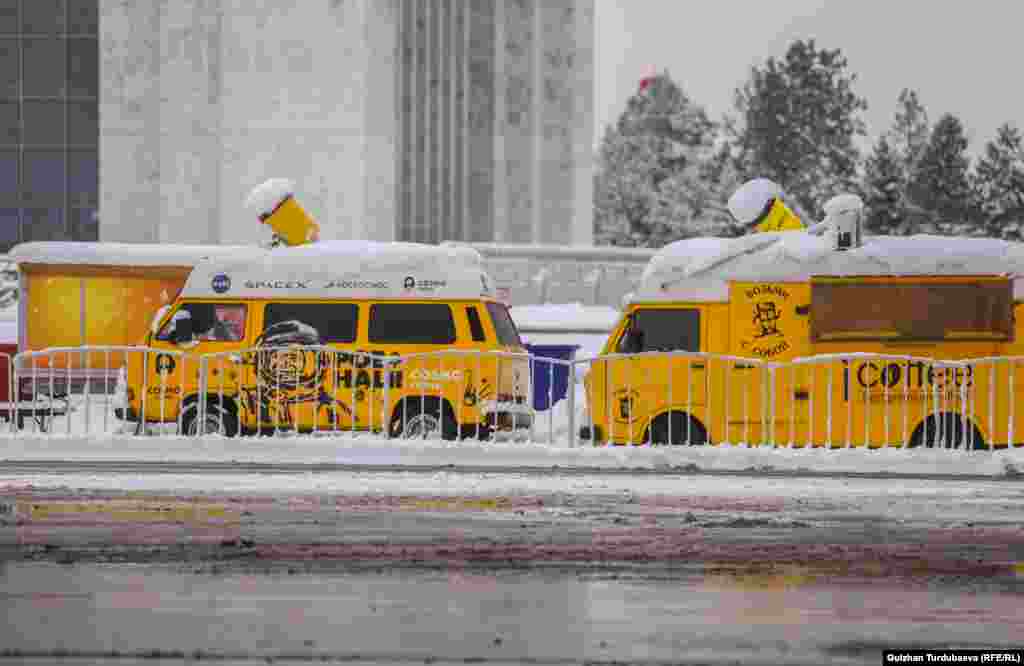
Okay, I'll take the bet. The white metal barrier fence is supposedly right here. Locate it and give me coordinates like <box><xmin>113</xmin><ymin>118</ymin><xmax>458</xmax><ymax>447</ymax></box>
<box><xmin>2</xmin><ymin>346</ymin><xmax>1020</xmax><ymax>452</ymax></box>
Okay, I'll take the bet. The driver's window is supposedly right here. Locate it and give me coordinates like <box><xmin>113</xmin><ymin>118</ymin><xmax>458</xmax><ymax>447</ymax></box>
<box><xmin>157</xmin><ymin>303</ymin><xmax>247</xmax><ymax>343</ymax></box>
<box><xmin>616</xmin><ymin>308</ymin><xmax>701</xmax><ymax>353</ymax></box>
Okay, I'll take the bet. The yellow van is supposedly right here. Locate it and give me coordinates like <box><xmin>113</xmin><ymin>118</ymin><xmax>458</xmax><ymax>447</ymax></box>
<box><xmin>124</xmin><ymin>241</ymin><xmax>530</xmax><ymax>439</ymax></box>
<box><xmin>583</xmin><ymin>232</ymin><xmax>1024</xmax><ymax>449</ymax></box>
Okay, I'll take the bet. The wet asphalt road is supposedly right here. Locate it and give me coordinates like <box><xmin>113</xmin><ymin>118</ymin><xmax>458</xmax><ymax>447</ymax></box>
<box><xmin>1</xmin><ymin>464</ymin><xmax>1023</xmax><ymax>664</ymax></box>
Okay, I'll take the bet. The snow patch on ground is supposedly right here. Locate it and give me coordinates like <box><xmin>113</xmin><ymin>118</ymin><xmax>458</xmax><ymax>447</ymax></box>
<box><xmin>2</xmin><ymin>432</ymin><xmax>1023</xmax><ymax>478</ymax></box>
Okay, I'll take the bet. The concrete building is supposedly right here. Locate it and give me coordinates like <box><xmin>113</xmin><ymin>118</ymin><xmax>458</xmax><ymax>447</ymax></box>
<box><xmin>100</xmin><ymin>0</ymin><xmax>595</xmax><ymax>247</ymax></box>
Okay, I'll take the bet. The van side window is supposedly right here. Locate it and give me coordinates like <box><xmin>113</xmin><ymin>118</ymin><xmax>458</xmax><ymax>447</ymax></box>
<box><xmin>485</xmin><ymin>302</ymin><xmax>522</xmax><ymax>346</ymax></box>
<box><xmin>156</xmin><ymin>303</ymin><xmax>247</xmax><ymax>342</ymax></box>
<box><xmin>465</xmin><ymin>306</ymin><xmax>487</xmax><ymax>342</ymax></box>
<box><xmin>263</xmin><ymin>303</ymin><xmax>357</xmax><ymax>343</ymax></box>
<box><xmin>369</xmin><ymin>303</ymin><xmax>456</xmax><ymax>344</ymax></box>
<box><xmin>618</xmin><ymin>308</ymin><xmax>700</xmax><ymax>353</ymax></box>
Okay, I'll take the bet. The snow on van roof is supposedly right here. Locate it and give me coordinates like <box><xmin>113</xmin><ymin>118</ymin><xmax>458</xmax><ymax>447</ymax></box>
<box><xmin>7</xmin><ymin>242</ymin><xmax>253</xmax><ymax>267</ymax></box>
<box><xmin>635</xmin><ymin>232</ymin><xmax>1024</xmax><ymax>302</ymax></box>
<box><xmin>180</xmin><ymin>240</ymin><xmax>494</xmax><ymax>300</ymax></box>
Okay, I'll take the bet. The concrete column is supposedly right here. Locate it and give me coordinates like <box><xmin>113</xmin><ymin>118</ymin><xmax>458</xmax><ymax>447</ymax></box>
<box><xmin>500</xmin><ymin>0</ymin><xmax>534</xmax><ymax>244</ymax></box>
<box><xmin>362</xmin><ymin>0</ymin><xmax>399</xmax><ymax>241</ymax></box>
<box><xmin>571</xmin><ymin>0</ymin><xmax>595</xmax><ymax>246</ymax></box>
<box><xmin>466</xmin><ymin>0</ymin><xmax>495</xmax><ymax>243</ymax></box>
<box><xmin>99</xmin><ymin>0</ymin><xmax>161</xmax><ymax>243</ymax></box>
<box><xmin>157</xmin><ymin>0</ymin><xmax>222</xmax><ymax>244</ymax></box>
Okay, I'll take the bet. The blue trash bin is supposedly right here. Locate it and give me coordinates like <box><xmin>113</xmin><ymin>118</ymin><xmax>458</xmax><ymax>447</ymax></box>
<box><xmin>524</xmin><ymin>344</ymin><xmax>580</xmax><ymax>411</ymax></box>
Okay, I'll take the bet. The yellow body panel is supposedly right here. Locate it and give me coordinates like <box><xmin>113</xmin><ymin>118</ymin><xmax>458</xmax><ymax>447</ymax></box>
<box><xmin>754</xmin><ymin>199</ymin><xmax>804</xmax><ymax>232</ymax></box>
<box><xmin>127</xmin><ymin>298</ymin><xmax>529</xmax><ymax>436</ymax></box>
<box><xmin>586</xmin><ymin>276</ymin><xmax>1024</xmax><ymax>449</ymax></box>
<box><xmin>262</xmin><ymin>196</ymin><xmax>320</xmax><ymax>246</ymax></box>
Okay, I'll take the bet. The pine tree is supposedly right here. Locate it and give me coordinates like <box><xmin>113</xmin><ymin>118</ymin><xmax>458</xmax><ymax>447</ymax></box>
<box><xmin>906</xmin><ymin>113</ymin><xmax>978</xmax><ymax>235</ymax></box>
<box><xmin>862</xmin><ymin>136</ymin><xmax>906</xmax><ymax>235</ymax></box>
<box><xmin>975</xmin><ymin>123</ymin><xmax>1024</xmax><ymax>240</ymax></box>
<box><xmin>889</xmin><ymin>89</ymin><xmax>930</xmax><ymax>179</ymax></box>
<box><xmin>594</xmin><ymin>72</ymin><xmax>736</xmax><ymax>246</ymax></box>
<box><xmin>730</xmin><ymin>39</ymin><xmax>867</xmax><ymax>217</ymax></box>
<box><xmin>885</xmin><ymin>89</ymin><xmax>931</xmax><ymax>234</ymax></box>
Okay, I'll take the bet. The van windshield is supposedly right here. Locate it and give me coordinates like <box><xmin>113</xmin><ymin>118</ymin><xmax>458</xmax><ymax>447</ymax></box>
<box><xmin>486</xmin><ymin>302</ymin><xmax>522</xmax><ymax>347</ymax></box>
<box><xmin>157</xmin><ymin>303</ymin><xmax>246</xmax><ymax>342</ymax></box>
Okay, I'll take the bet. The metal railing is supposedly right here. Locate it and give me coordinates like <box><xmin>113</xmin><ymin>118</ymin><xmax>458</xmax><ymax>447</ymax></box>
<box><xmin>1</xmin><ymin>345</ymin><xmax>1020</xmax><ymax>452</ymax></box>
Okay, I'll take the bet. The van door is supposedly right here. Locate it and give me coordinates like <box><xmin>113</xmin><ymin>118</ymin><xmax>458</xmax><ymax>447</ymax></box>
<box><xmin>247</xmin><ymin>302</ymin><xmax>360</xmax><ymax>433</ymax></box>
<box><xmin>603</xmin><ymin>307</ymin><xmax>706</xmax><ymax>444</ymax></box>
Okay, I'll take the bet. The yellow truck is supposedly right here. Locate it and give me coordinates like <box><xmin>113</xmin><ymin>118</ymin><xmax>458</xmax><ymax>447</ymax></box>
<box><xmin>8</xmin><ymin>242</ymin><xmax>249</xmax><ymax>397</ymax></box>
<box><xmin>583</xmin><ymin>232</ymin><xmax>1024</xmax><ymax>449</ymax></box>
<box><xmin>124</xmin><ymin>241</ymin><xmax>531</xmax><ymax>439</ymax></box>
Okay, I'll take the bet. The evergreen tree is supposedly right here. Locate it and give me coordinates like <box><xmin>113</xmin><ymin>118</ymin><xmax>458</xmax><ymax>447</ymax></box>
<box><xmin>975</xmin><ymin>123</ymin><xmax>1024</xmax><ymax>240</ymax></box>
<box><xmin>889</xmin><ymin>89</ymin><xmax>930</xmax><ymax>179</ymax></box>
<box><xmin>593</xmin><ymin>72</ymin><xmax>737</xmax><ymax>246</ymax></box>
<box><xmin>862</xmin><ymin>136</ymin><xmax>906</xmax><ymax>235</ymax></box>
<box><xmin>730</xmin><ymin>39</ymin><xmax>867</xmax><ymax>217</ymax></box>
<box><xmin>906</xmin><ymin>113</ymin><xmax>978</xmax><ymax>234</ymax></box>
<box><xmin>884</xmin><ymin>89</ymin><xmax>931</xmax><ymax>234</ymax></box>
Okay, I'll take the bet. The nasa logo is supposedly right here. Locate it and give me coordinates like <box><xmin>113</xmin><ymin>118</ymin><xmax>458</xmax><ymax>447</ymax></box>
<box><xmin>211</xmin><ymin>273</ymin><xmax>231</xmax><ymax>294</ymax></box>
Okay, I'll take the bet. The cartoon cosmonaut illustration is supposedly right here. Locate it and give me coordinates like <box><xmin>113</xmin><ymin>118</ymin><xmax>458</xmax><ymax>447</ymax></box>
<box><xmin>244</xmin><ymin>320</ymin><xmax>350</xmax><ymax>430</ymax></box>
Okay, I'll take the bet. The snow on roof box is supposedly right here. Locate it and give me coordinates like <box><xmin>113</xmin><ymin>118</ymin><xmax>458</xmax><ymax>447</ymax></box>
<box><xmin>244</xmin><ymin>178</ymin><xmax>295</xmax><ymax>218</ymax></box>
<box><xmin>635</xmin><ymin>232</ymin><xmax>1024</xmax><ymax>302</ymax></box>
<box><xmin>7</xmin><ymin>242</ymin><xmax>253</xmax><ymax>268</ymax></box>
<box><xmin>181</xmin><ymin>240</ymin><xmax>495</xmax><ymax>300</ymax></box>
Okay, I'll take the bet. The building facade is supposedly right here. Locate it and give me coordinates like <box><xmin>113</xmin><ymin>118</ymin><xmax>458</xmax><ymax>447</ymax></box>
<box><xmin>98</xmin><ymin>0</ymin><xmax>594</xmax><ymax>247</ymax></box>
<box><xmin>0</xmin><ymin>0</ymin><xmax>99</xmax><ymax>251</ymax></box>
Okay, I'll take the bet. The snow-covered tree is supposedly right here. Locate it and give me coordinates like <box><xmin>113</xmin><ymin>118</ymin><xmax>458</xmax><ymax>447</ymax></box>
<box><xmin>975</xmin><ymin>123</ymin><xmax>1024</xmax><ymax>241</ymax></box>
<box><xmin>889</xmin><ymin>89</ymin><xmax>930</xmax><ymax>180</ymax></box>
<box><xmin>862</xmin><ymin>136</ymin><xmax>906</xmax><ymax>235</ymax></box>
<box><xmin>594</xmin><ymin>72</ymin><xmax>739</xmax><ymax>246</ymax></box>
<box><xmin>906</xmin><ymin>113</ymin><xmax>979</xmax><ymax>235</ymax></box>
<box><xmin>730</xmin><ymin>39</ymin><xmax>868</xmax><ymax>218</ymax></box>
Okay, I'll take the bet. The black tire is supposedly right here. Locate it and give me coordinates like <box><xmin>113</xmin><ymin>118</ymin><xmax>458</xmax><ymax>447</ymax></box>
<box><xmin>390</xmin><ymin>398</ymin><xmax>458</xmax><ymax>441</ymax></box>
<box><xmin>648</xmin><ymin>412</ymin><xmax>707</xmax><ymax>446</ymax></box>
<box><xmin>180</xmin><ymin>400</ymin><xmax>239</xmax><ymax>437</ymax></box>
<box><xmin>908</xmin><ymin>414</ymin><xmax>985</xmax><ymax>450</ymax></box>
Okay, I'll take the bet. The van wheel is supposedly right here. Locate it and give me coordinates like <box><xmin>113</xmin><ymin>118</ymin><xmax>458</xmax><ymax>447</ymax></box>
<box><xmin>908</xmin><ymin>414</ymin><xmax>985</xmax><ymax>450</ymax></box>
<box><xmin>180</xmin><ymin>401</ymin><xmax>239</xmax><ymax>437</ymax></box>
<box><xmin>649</xmin><ymin>412</ymin><xmax>707</xmax><ymax>446</ymax></box>
<box><xmin>390</xmin><ymin>399</ymin><xmax>458</xmax><ymax>441</ymax></box>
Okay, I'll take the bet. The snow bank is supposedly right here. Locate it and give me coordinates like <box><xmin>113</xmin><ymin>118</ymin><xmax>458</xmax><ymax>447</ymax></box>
<box><xmin>2</xmin><ymin>433</ymin><xmax>1022</xmax><ymax>478</ymax></box>
<box><xmin>510</xmin><ymin>303</ymin><xmax>619</xmax><ymax>332</ymax></box>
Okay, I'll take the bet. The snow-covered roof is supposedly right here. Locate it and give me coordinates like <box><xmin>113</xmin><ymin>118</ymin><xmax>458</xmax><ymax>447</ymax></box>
<box><xmin>635</xmin><ymin>232</ymin><xmax>1024</xmax><ymax>302</ymax></box>
<box><xmin>180</xmin><ymin>240</ymin><xmax>494</xmax><ymax>300</ymax></box>
<box><xmin>8</xmin><ymin>242</ymin><xmax>252</xmax><ymax>268</ymax></box>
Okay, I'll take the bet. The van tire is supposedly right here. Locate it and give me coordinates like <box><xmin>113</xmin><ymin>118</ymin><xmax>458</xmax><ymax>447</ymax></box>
<box><xmin>649</xmin><ymin>412</ymin><xmax>707</xmax><ymax>446</ymax></box>
<box><xmin>908</xmin><ymin>414</ymin><xmax>985</xmax><ymax>450</ymax></box>
<box><xmin>390</xmin><ymin>398</ymin><xmax>459</xmax><ymax>441</ymax></box>
<box><xmin>180</xmin><ymin>399</ymin><xmax>239</xmax><ymax>438</ymax></box>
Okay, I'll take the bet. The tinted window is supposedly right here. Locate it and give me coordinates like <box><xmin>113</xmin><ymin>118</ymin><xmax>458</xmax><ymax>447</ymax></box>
<box><xmin>485</xmin><ymin>302</ymin><xmax>521</xmax><ymax>346</ymax></box>
<box><xmin>618</xmin><ymin>308</ymin><xmax>700</xmax><ymax>353</ymax></box>
<box><xmin>811</xmin><ymin>280</ymin><xmax>1012</xmax><ymax>341</ymax></box>
<box><xmin>369</xmin><ymin>303</ymin><xmax>455</xmax><ymax>344</ymax></box>
<box><xmin>465</xmin><ymin>306</ymin><xmax>486</xmax><ymax>342</ymax></box>
<box><xmin>157</xmin><ymin>303</ymin><xmax>247</xmax><ymax>342</ymax></box>
<box><xmin>264</xmin><ymin>303</ymin><xmax>357</xmax><ymax>344</ymax></box>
